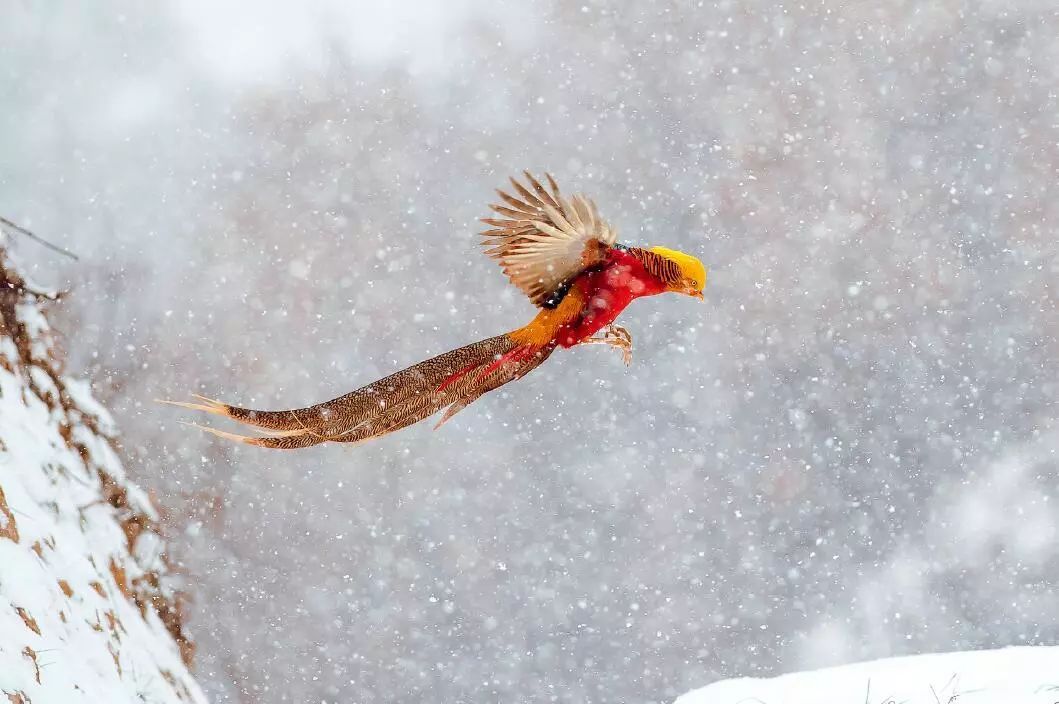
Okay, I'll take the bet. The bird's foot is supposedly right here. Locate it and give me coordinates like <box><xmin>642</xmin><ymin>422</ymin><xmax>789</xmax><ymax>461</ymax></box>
<box><xmin>580</xmin><ymin>324</ymin><xmax>633</xmax><ymax>365</ymax></box>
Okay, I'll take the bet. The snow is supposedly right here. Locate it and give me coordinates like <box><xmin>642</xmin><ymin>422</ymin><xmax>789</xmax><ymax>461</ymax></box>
<box><xmin>4</xmin><ymin>3</ymin><xmax>1058</xmax><ymax>701</ymax></box>
<box><xmin>677</xmin><ymin>647</ymin><xmax>1059</xmax><ymax>704</ymax></box>
<box><xmin>0</xmin><ymin>245</ymin><xmax>206</xmax><ymax>704</ymax></box>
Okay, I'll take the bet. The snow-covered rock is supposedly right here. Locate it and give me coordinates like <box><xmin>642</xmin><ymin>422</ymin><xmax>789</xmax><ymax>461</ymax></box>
<box><xmin>676</xmin><ymin>646</ymin><xmax>1059</xmax><ymax>704</ymax></box>
<box><xmin>0</xmin><ymin>242</ymin><xmax>206</xmax><ymax>704</ymax></box>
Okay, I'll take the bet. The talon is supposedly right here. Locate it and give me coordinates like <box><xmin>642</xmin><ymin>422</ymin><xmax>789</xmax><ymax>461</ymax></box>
<box><xmin>578</xmin><ymin>325</ymin><xmax>634</xmax><ymax>365</ymax></box>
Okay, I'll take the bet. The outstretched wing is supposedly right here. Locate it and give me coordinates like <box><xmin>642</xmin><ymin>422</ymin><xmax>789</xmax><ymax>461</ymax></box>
<box><xmin>481</xmin><ymin>172</ymin><xmax>618</xmax><ymax>308</ymax></box>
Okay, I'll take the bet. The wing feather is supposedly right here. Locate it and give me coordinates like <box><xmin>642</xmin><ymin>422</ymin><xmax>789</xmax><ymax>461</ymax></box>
<box><xmin>525</xmin><ymin>171</ymin><xmax>560</xmax><ymax>209</ymax></box>
<box><xmin>509</xmin><ymin>177</ymin><xmax>547</xmax><ymax>209</ymax></box>
<box><xmin>489</xmin><ymin>204</ymin><xmax>531</xmax><ymax>219</ymax></box>
<box><xmin>480</xmin><ymin>172</ymin><xmax>618</xmax><ymax>307</ymax></box>
<box><xmin>495</xmin><ymin>189</ymin><xmax>536</xmax><ymax>213</ymax></box>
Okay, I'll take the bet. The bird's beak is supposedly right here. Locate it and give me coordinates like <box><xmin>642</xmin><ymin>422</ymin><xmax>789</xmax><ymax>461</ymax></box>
<box><xmin>682</xmin><ymin>286</ymin><xmax>704</xmax><ymax>300</ymax></box>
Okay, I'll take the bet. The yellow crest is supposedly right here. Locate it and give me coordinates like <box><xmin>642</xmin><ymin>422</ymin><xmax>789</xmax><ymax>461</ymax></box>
<box><xmin>649</xmin><ymin>246</ymin><xmax>707</xmax><ymax>291</ymax></box>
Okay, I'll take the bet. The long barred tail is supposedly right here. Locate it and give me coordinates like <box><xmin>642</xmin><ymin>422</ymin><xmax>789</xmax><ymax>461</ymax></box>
<box><xmin>160</xmin><ymin>335</ymin><xmax>555</xmax><ymax>449</ymax></box>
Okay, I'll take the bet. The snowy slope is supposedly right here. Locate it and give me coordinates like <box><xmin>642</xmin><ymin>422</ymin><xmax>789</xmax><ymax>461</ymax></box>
<box><xmin>0</xmin><ymin>243</ymin><xmax>206</xmax><ymax>703</ymax></box>
<box><xmin>677</xmin><ymin>647</ymin><xmax>1059</xmax><ymax>704</ymax></box>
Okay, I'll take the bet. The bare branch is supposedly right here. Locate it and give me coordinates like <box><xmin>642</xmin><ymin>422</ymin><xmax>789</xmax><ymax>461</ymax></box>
<box><xmin>0</xmin><ymin>216</ymin><xmax>80</xmax><ymax>261</ymax></box>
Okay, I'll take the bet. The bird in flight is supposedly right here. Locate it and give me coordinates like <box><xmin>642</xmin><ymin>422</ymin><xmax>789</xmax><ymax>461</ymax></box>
<box><xmin>164</xmin><ymin>172</ymin><xmax>706</xmax><ymax>449</ymax></box>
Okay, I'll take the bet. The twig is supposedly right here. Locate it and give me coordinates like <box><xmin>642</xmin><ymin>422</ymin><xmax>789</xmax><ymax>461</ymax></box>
<box><xmin>0</xmin><ymin>216</ymin><xmax>80</xmax><ymax>261</ymax></box>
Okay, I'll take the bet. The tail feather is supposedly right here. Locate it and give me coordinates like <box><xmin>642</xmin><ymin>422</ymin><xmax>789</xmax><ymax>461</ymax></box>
<box><xmin>162</xmin><ymin>334</ymin><xmax>555</xmax><ymax>449</ymax></box>
<box><xmin>329</xmin><ymin>338</ymin><xmax>555</xmax><ymax>443</ymax></box>
<box><xmin>156</xmin><ymin>394</ymin><xmax>229</xmax><ymax>417</ymax></box>
<box><xmin>178</xmin><ymin>422</ymin><xmax>326</xmax><ymax>450</ymax></box>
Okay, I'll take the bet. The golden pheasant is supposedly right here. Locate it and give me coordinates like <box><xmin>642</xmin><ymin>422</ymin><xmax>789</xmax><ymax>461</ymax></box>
<box><xmin>165</xmin><ymin>172</ymin><xmax>706</xmax><ymax>449</ymax></box>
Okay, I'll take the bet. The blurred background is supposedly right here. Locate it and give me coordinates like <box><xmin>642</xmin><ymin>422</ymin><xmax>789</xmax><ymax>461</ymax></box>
<box><xmin>2</xmin><ymin>1</ymin><xmax>1057</xmax><ymax>701</ymax></box>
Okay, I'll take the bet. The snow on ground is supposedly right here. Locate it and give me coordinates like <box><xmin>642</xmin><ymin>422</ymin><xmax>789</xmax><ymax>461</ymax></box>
<box><xmin>0</xmin><ymin>241</ymin><xmax>206</xmax><ymax>703</ymax></box>
<box><xmin>677</xmin><ymin>646</ymin><xmax>1059</xmax><ymax>704</ymax></box>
